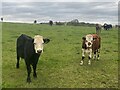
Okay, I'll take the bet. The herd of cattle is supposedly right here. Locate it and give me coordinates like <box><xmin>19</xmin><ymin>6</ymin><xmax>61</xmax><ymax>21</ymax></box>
<box><xmin>47</xmin><ymin>20</ymin><xmax>114</xmax><ymax>30</ymax></box>
<box><xmin>16</xmin><ymin>23</ymin><xmax>110</xmax><ymax>82</ymax></box>
<box><xmin>16</xmin><ymin>22</ymin><xmax>116</xmax><ymax>82</ymax></box>
<box><xmin>102</xmin><ymin>23</ymin><xmax>113</xmax><ymax>30</ymax></box>
<box><xmin>16</xmin><ymin>32</ymin><xmax>101</xmax><ymax>83</ymax></box>
<box><xmin>96</xmin><ymin>23</ymin><xmax>113</xmax><ymax>31</ymax></box>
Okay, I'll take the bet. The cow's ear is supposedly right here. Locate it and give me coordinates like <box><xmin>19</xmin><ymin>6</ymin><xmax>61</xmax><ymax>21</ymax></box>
<box><xmin>82</xmin><ymin>37</ymin><xmax>86</xmax><ymax>40</ymax></box>
<box><xmin>32</xmin><ymin>39</ymin><xmax>34</xmax><ymax>43</ymax></box>
<box><xmin>43</xmin><ymin>38</ymin><xmax>50</xmax><ymax>44</ymax></box>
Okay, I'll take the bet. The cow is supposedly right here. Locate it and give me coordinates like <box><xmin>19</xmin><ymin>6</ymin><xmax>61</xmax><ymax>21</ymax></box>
<box><xmin>96</xmin><ymin>24</ymin><xmax>101</xmax><ymax>35</ymax></box>
<box><xmin>103</xmin><ymin>23</ymin><xmax>112</xmax><ymax>30</ymax></box>
<box><xmin>49</xmin><ymin>20</ymin><xmax>53</xmax><ymax>26</ymax></box>
<box><xmin>80</xmin><ymin>34</ymin><xmax>101</xmax><ymax>65</ymax></box>
<box><xmin>34</xmin><ymin>20</ymin><xmax>37</xmax><ymax>24</ymax></box>
<box><xmin>1</xmin><ymin>17</ymin><xmax>3</xmax><ymax>22</ymax></box>
<box><xmin>16</xmin><ymin>34</ymin><xmax>50</xmax><ymax>83</ymax></box>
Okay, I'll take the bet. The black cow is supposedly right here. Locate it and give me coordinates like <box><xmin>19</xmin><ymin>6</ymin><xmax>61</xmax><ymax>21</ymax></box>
<box><xmin>49</xmin><ymin>20</ymin><xmax>53</xmax><ymax>26</ymax></box>
<box><xmin>16</xmin><ymin>34</ymin><xmax>50</xmax><ymax>83</ymax></box>
<box><xmin>103</xmin><ymin>23</ymin><xmax>112</xmax><ymax>30</ymax></box>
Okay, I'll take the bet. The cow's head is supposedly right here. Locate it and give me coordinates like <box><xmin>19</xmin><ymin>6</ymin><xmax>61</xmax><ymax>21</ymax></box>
<box><xmin>82</xmin><ymin>34</ymin><xmax>94</xmax><ymax>48</ymax></box>
<box><xmin>33</xmin><ymin>35</ymin><xmax>50</xmax><ymax>54</ymax></box>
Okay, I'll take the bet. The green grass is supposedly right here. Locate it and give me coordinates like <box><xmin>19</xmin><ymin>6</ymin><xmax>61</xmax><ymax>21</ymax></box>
<box><xmin>0</xmin><ymin>22</ymin><xmax>2</xmax><ymax>89</ymax></box>
<box><xmin>2</xmin><ymin>22</ymin><xmax>118</xmax><ymax>88</ymax></box>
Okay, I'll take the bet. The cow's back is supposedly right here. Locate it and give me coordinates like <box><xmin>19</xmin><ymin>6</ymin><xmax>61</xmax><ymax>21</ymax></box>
<box><xmin>17</xmin><ymin>34</ymin><xmax>32</xmax><ymax>58</ymax></box>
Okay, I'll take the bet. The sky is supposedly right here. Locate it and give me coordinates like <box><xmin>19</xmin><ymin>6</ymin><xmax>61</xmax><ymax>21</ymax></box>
<box><xmin>1</xmin><ymin>0</ymin><xmax>119</xmax><ymax>25</ymax></box>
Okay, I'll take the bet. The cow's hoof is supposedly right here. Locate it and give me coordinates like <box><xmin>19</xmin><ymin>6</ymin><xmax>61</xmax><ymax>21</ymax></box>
<box><xmin>80</xmin><ymin>63</ymin><xmax>83</xmax><ymax>65</ymax></box>
<box><xmin>33</xmin><ymin>74</ymin><xmax>37</xmax><ymax>78</ymax></box>
<box><xmin>27</xmin><ymin>78</ymin><xmax>31</xmax><ymax>83</ymax></box>
<box><xmin>93</xmin><ymin>57</ymin><xmax>96</xmax><ymax>60</ymax></box>
<box><xmin>88</xmin><ymin>61</ymin><xmax>91</xmax><ymax>65</ymax></box>
<box><xmin>80</xmin><ymin>61</ymin><xmax>83</xmax><ymax>65</ymax></box>
<box><xmin>16</xmin><ymin>65</ymin><xmax>19</xmax><ymax>69</ymax></box>
<box><xmin>88</xmin><ymin>63</ymin><xmax>91</xmax><ymax>65</ymax></box>
<box><xmin>97</xmin><ymin>57</ymin><xmax>100</xmax><ymax>60</ymax></box>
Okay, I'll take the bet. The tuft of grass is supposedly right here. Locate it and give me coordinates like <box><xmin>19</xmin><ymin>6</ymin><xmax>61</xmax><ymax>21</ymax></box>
<box><xmin>2</xmin><ymin>22</ymin><xmax>118</xmax><ymax>88</ymax></box>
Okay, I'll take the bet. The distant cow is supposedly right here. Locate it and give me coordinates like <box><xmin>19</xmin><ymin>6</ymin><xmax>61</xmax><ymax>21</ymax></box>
<box><xmin>1</xmin><ymin>18</ymin><xmax>3</xmax><ymax>22</ymax></box>
<box><xmin>16</xmin><ymin>34</ymin><xmax>50</xmax><ymax>83</ymax></box>
<box><xmin>80</xmin><ymin>34</ymin><xmax>101</xmax><ymax>65</ymax></box>
<box><xmin>49</xmin><ymin>20</ymin><xmax>53</xmax><ymax>26</ymax></box>
<box><xmin>34</xmin><ymin>20</ymin><xmax>37</xmax><ymax>24</ymax></box>
<box><xmin>103</xmin><ymin>23</ymin><xmax>112</xmax><ymax>30</ymax></box>
<box><xmin>96</xmin><ymin>24</ymin><xmax>101</xmax><ymax>35</ymax></box>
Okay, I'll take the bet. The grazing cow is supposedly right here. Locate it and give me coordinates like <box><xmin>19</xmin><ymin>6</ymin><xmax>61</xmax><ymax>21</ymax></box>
<box><xmin>1</xmin><ymin>17</ymin><xmax>3</xmax><ymax>22</ymax></box>
<box><xmin>96</xmin><ymin>24</ymin><xmax>101</xmax><ymax>35</ymax></box>
<box><xmin>34</xmin><ymin>20</ymin><xmax>37</xmax><ymax>24</ymax></box>
<box><xmin>80</xmin><ymin>34</ymin><xmax>101</xmax><ymax>65</ymax></box>
<box><xmin>49</xmin><ymin>20</ymin><xmax>53</xmax><ymax>26</ymax></box>
<box><xmin>16</xmin><ymin>34</ymin><xmax>50</xmax><ymax>83</ymax></box>
<box><xmin>103</xmin><ymin>23</ymin><xmax>112</xmax><ymax>30</ymax></box>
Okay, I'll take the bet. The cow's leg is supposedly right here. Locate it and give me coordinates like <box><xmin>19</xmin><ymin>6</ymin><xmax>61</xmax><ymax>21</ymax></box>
<box><xmin>88</xmin><ymin>49</ymin><xmax>92</xmax><ymax>65</ymax></box>
<box><xmin>97</xmin><ymin>49</ymin><xmax>100</xmax><ymax>60</ymax></box>
<box><xmin>16</xmin><ymin>56</ymin><xmax>20</xmax><ymax>68</ymax></box>
<box><xmin>93</xmin><ymin>51</ymin><xmax>97</xmax><ymax>60</ymax></box>
<box><xmin>97</xmin><ymin>54</ymin><xmax>100</xmax><ymax>60</ymax></box>
<box><xmin>32</xmin><ymin>64</ymin><xmax>37</xmax><ymax>78</ymax></box>
<box><xmin>80</xmin><ymin>49</ymin><xmax>85</xmax><ymax>65</ymax></box>
<box><xmin>26</xmin><ymin>62</ymin><xmax>31</xmax><ymax>83</ymax></box>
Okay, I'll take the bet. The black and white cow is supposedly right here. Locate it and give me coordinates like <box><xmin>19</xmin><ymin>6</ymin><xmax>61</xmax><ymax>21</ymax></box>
<box><xmin>103</xmin><ymin>23</ymin><xmax>112</xmax><ymax>30</ymax></box>
<box><xmin>16</xmin><ymin>34</ymin><xmax>50</xmax><ymax>83</ymax></box>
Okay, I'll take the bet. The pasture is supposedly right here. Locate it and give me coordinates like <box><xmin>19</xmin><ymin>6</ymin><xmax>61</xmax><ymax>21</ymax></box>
<box><xmin>2</xmin><ymin>22</ymin><xmax>118</xmax><ymax>88</ymax></box>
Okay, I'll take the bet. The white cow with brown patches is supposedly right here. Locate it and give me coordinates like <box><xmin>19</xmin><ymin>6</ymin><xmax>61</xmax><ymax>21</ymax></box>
<box><xmin>80</xmin><ymin>34</ymin><xmax>101</xmax><ymax>65</ymax></box>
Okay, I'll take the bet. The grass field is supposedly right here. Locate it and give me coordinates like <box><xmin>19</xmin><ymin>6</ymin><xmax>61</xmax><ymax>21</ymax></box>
<box><xmin>2</xmin><ymin>22</ymin><xmax>118</xmax><ymax>88</ymax></box>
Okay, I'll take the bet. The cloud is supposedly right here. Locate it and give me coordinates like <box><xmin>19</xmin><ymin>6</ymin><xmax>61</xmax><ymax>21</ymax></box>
<box><xmin>2</xmin><ymin>0</ymin><xmax>119</xmax><ymax>2</ymax></box>
<box><xmin>2</xmin><ymin>2</ymin><xmax>118</xmax><ymax>25</ymax></box>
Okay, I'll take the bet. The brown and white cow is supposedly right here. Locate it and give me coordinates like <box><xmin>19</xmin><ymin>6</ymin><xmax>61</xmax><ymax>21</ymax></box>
<box><xmin>80</xmin><ymin>34</ymin><xmax>101</xmax><ymax>65</ymax></box>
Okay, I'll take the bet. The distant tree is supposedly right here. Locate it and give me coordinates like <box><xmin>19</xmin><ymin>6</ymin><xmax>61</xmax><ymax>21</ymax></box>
<box><xmin>55</xmin><ymin>21</ymin><xmax>65</xmax><ymax>25</ymax></box>
<box><xmin>49</xmin><ymin>20</ymin><xmax>53</xmax><ymax>26</ymax></box>
<box><xmin>67</xmin><ymin>19</ymin><xmax>79</xmax><ymax>26</ymax></box>
<box><xmin>71</xmin><ymin>19</ymin><xmax>79</xmax><ymax>23</ymax></box>
<box><xmin>34</xmin><ymin>20</ymin><xmax>37</xmax><ymax>24</ymax></box>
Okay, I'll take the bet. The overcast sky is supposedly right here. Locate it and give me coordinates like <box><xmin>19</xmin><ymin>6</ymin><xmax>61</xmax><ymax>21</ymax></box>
<box><xmin>1</xmin><ymin>0</ymin><xmax>119</xmax><ymax>25</ymax></box>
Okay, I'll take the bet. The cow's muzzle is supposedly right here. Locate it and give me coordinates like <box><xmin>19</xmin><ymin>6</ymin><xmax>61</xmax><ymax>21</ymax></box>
<box><xmin>37</xmin><ymin>50</ymin><xmax>42</xmax><ymax>54</ymax></box>
<box><xmin>88</xmin><ymin>42</ymin><xmax>91</xmax><ymax>46</ymax></box>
